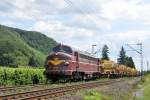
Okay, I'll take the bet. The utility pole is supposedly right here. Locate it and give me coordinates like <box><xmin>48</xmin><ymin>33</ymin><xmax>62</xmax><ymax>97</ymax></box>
<box><xmin>92</xmin><ymin>44</ymin><xmax>97</xmax><ymax>56</ymax></box>
<box><xmin>139</xmin><ymin>43</ymin><xmax>143</xmax><ymax>80</ymax></box>
<box><xmin>147</xmin><ymin>61</ymin><xmax>149</xmax><ymax>72</ymax></box>
<box><xmin>126</xmin><ymin>43</ymin><xmax>143</xmax><ymax>81</ymax></box>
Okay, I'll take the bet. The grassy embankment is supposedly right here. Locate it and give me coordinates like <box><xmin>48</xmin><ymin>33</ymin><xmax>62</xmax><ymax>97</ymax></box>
<box><xmin>82</xmin><ymin>77</ymin><xmax>139</xmax><ymax>100</ymax></box>
<box><xmin>83</xmin><ymin>90</ymin><xmax>112</xmax><ymax>100</ymax></box>
<box><xmin>133</xmin><ymin>74</ymin><xmax>150</xmax><ymax>100</ymax></box>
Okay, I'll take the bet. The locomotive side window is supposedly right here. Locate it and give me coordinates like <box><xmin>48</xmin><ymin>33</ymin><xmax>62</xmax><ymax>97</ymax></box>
<box><xmin>79</xmin><ymin>53</ymin><xmax>88</xmax><ymax>59</ymax></box>
<box><xmin>79</xmin><ymin>53</ymin><xmax>97</xmax><ymax>64</ymax></box>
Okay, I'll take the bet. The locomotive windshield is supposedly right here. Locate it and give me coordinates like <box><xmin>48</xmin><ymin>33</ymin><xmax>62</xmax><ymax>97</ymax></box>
<box><xmin>53</xmin><ymin>45</ymin><xmax>73</xmax><ymax>54</ymax></box>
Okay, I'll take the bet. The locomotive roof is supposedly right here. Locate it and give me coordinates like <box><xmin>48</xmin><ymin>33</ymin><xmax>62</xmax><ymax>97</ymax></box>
<box><xmin>74</xmin><ymin>48</ymin><xmax>96</xmax><ymax>58</ymax></box>
<box><xmin>58</xmin><ymin>44</ymin><xmax>97</xmax><ymax>59</ymax></box>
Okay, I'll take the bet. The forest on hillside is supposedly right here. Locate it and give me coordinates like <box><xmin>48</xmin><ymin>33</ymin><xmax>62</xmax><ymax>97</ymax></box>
<box><xmin>0</xmin><ymin>25</ymin><xmax>57</xmax><ymax>67</ymax></box>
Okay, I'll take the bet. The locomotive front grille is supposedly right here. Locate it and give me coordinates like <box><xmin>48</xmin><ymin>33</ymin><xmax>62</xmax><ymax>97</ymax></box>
<box><xmin>47</xmin><ymin>58</ymin><xmax>65</xmax><ymax>66</ymax></box>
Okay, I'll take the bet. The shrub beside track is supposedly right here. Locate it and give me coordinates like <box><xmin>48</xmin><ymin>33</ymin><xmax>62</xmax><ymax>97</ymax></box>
<box><xmin>0</xmin><ymin>67</ymin><xmax>46</xmax><ymax>86</ymax></box>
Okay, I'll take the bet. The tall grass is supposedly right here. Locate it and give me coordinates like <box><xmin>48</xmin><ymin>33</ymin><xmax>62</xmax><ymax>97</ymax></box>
<box><xmin>84</xmin><ymin>90</ymin><xmax>112</xmax><ymax>100</ymax></box>
<box><xmin>0</xmin><ymin>67</ymin><xmax>46</xmax><ymax>86</ymax></box>
<box><xmin>134</xmin><ymin>74</ymin><xmax>150</xmax><ymax>100</ymax></box>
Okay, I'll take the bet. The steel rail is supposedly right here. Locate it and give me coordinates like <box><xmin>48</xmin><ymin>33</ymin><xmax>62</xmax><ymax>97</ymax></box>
<box><xmin>0</xmin><ymin>79</ymin><xmax>122</xmax><ymax>100</ymax></box>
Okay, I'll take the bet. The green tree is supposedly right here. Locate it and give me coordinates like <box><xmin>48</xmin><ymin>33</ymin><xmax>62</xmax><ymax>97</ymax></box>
<box><xmin>129</xmin><ymin>57</ymin><xmax>135</xmax><ymax>68</ymax></box>
<box><xmin>101</xmin><ymin>45</ymin><xmax>109</xmax><ymax>60</ymax></box>
<box><xmin>28</xmin><ymin>56</ymin><xmax>38</xmax><ymax>67</ymax></box>
<box><xmin>118</xmin><ymin>46</ymin><xmax>135</xmax><ymax>68</ymax></box>
<box><xmin>125</xmin><ymin>57</ymin><xmax>135</xmax><ymax>68</ymax></box>
<box><xmin>117</xmin><ymin>46</ymin><xmax>126</xmax><ymax>65</ymax></box>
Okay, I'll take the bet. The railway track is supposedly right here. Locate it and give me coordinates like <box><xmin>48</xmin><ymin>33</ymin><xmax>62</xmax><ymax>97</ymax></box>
<box><xmin>0</xmin><ymin>84</ymin><xmax>42</xmax><ymax>91</ymax></box>
<box><xmin>0</xmin><ymin>79</ymin><xmax>123</xmax><ymax>100</ymax></box>
<box><xmin>0</xmin><ymin>83</ymin><xmax>53</xmax><ymax>96</ymax></box>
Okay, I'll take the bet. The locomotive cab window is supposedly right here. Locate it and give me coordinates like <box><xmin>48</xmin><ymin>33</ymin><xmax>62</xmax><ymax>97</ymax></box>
<box><xmin>53</xmin><ymin>45</ymin><xmax>73</xmax><ymax>54</ymax></box>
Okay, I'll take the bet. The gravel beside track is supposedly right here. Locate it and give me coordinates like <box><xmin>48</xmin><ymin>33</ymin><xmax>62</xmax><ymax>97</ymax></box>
<box><xmin>0</xmin><ymin>79</ymin><xmax>122</xmax><ymax>100</ymax></box>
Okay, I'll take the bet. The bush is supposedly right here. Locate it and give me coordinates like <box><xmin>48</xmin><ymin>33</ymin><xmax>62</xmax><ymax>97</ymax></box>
<box><xmin>0</xmin><ymin>67</ymin><xmax>46</xmax><ymax>86</ymax></box>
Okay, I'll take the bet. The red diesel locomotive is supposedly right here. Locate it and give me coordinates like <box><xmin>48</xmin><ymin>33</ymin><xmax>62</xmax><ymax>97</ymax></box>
<box><xmin>44</xmin><ymin>44</ymin><xmax>101</xmax><ymax>82</ymax></box>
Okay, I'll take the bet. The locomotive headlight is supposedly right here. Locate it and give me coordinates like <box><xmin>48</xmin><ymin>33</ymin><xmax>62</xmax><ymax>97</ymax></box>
<box><xmin>65</xmin><ymin>61</ymin><xmax>69</xmax><ymax>66</ymax></box>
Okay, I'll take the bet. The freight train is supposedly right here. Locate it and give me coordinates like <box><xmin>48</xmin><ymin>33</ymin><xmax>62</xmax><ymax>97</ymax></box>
<box><xmin>44</xmin><ymin>44</ymin><xmax>138</xmax><ymax>82</ymax></box>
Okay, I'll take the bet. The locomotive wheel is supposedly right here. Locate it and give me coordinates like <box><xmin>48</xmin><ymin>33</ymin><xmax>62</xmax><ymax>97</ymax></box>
<box><xmin>72</xmin><ymin>72</ymin><xmax>84</xmax><ymax>81</ymax></box>
<box><xmin>51</xmin><ymin>78</ymin><xmax>58</xmax><ymax>82</ymax></box>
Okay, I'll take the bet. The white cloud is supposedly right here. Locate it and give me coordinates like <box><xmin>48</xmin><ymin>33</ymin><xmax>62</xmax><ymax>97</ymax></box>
<box><xmin>32</xmin><ymin>20</ymin><xmax>95</xmax><ymax>40</ymax></box>
<box><xmin>63</xmin><ymin>14</ymin><xmax>111</xmax><ymax>30</ymax></box>
<box><xmin>106</xmin><ymin>30</ymin><xmax>150</xmax><ymax>42</ymax></box>
<box><xmin>0</xmin><ymin>0</ymin><xmax>112</xmax><ymax>32</ymax></box>
<box><xmin>101</xmin><ymin>0</ymin><xmax>150</xmax><ymax>22</ymax></box>
<box><xmin>1</xmin><ymin>0</ymin><xmax>150</xmax><ymax>69</ymax></box>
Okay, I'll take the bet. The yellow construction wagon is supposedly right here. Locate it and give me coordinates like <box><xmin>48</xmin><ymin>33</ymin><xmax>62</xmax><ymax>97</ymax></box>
<box><xmin>101</xmin><ymin>60</ymin><xmax>118</xmax><ymax>78</ymax></box>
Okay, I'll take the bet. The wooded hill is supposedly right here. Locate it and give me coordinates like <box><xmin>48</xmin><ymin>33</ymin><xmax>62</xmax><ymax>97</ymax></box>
<box><xmin>0</xmin><ymin>25</ymin><xmax>57</xmax><ymax>67</ymax></box>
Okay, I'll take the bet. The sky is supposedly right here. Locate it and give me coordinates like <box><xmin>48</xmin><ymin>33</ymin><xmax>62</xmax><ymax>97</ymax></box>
<box><xmin>0</xmin><ymin>0</ymin><xmax>150</xmax><ymax>70</ymax></box>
